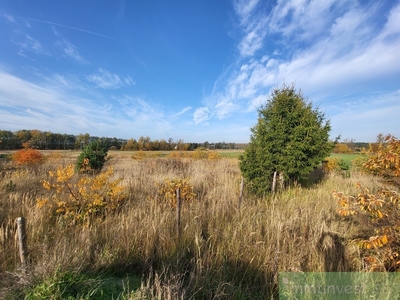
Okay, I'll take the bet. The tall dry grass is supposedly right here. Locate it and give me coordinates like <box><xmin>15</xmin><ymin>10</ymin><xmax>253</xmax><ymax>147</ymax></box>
<box><xmin>0</xmin><ymin>151</ymin><xmax>385</xmax><ymax>298</ymax></box>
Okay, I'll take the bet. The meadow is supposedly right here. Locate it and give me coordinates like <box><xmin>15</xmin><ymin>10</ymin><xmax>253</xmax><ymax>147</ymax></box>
<box><xmin>329</xmin><ymin>153</ymin><xmax>361</xmax><ymax>167</ymax></box>
<box><xmin>0</xmin><ymin>150</ymin><xmax>390</xmax><ymax>299</ymax></box>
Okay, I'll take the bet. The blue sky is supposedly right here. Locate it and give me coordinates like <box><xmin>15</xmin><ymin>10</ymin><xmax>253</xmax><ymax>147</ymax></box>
<box><xmin>1</xmin><ymin>0</ymin><xmax>399</xmax><ymax>143</ymax></box>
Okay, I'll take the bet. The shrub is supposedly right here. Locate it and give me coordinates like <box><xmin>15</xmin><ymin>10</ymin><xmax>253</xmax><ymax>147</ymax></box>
<box><xmin>334</xmin><ymin>134</ymin><xmax>400</xmax><ymax>271</ymax></box>
<box><xmin>362</xmin><ymin>134</ymin><xmax>400</xmax><ymax>185</ymax></box>
<box><xmin>193</xmin><ymin>147</ymin><xmax>208</xmax><ymax>159</ymax></box>
<box><xmin>323</xmin><ymin>158</ymin><xmax>350</xmax><ymax>177</ymax></box>
<box><xmin>12</xmin><ymin>148</ymin><xmax>44</xmax><ymax>166</ymax></box>
<box><xmin>334</xmin><ymin>184</ymin><xmax>399</xmax><ymax>271</ymax></box>
<box><xmin>157</xmin><ymin>178</ymin><xmax>196</xmax><ymax>208</ymax></box>
<box><xmin>76</xmin><ymin>140</ymin><xmax>108</xmax><ymax>172</ymax></box>
<box><xmin>38</xmin><ymin>164</ymin><xmax>127</xmax><ymax>227</ymax></box>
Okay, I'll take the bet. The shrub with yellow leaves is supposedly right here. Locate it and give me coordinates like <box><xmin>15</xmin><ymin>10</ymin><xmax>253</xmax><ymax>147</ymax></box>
<box><xmin>333</xmin><ymin>183</ymin><xmax>400</xmax><ymax>271</ymax></box>
<box><xmin>362</xmin><ymin>134</ymin><xmax>400</xmax><ymax>186</ymax></box>
<box><xmin>157</xmin><ymin>178</ymin><xmax>196</xmax><ymax>208</ymax></box>
<box><xmin>37</xmin><ymin>164</ymin><xmax>127</xmax><ymax>227</ymax></box>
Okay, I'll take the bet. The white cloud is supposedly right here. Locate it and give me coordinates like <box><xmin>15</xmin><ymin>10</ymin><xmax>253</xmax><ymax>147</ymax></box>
<box><xmin>269</xmin><ymin>0</ymin><xmax>346</xmax><ymax>41</ymax></box>
<box><xmin>87</xmin><ymin>68</ymin><xmax>134</xmax><ymax>89</ymax></box>
<box><xmin>56</xmin><ymin>39</ymin><xmax>86</xmax><ymax>63</ymax></box>
<box><xmin>234</xmin><ymin>0</ymin><xmax>268</xmax><ymax>57</ymax></box>
<box><xmin>238</xmin><ymin>22</ymin><xmax>268</xmax><ymax>57</ymax></box>
<box><xmin>215</xmin><ymin>96</ymin><xmax>238</xmax><ymax>119</ymax></box>
<box><xmin>172</xmin><ymin>106</ymin><xmax>192</xmax><ymax>118</ymax></box>
<box><xmin>124</xmin><ymin>76</ymin><xmax>135</xmax><ymax>86</ymax></box>
<box><xmin>247</xmin><ymin>94</ymin><xmax>267</xmax><ymax>112</ymax></box>
<box><xmin>4</xmin><ymin>14</ymin><xmax>15</xmax><ymax>23</ymax></box>
<box><xmin>193</xmin><ymin>107</ymin><xmax>211</xmax><ymax>124</ymax></box>
<box><xmin>0</xmin><ymin>70</ymin><xmax>173</xmax><ymax>138</ymax></box>
<box><xmin>331</xmin><ymin>97</ymin><xmax>400</xmax><ymax>142</ymax></box>
<box><xmin>12</xmin><ymin>34</ymin><xmax>45</xmax><ymax>58</ymax></box>
<box><xmin>234</xmin><ymin>0</ymin><xmax>260</xmax><ymax>25</ymax></box>
<box><xmin>201</xmin><ymin>0</ymin><xmax>400</xmax><ymax>142</ymax></box>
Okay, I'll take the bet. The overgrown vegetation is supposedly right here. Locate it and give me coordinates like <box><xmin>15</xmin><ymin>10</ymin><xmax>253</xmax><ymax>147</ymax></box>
<box><xmin>334</xmin><ymin>134</ymin><xmax>400</xmax><ymax>272</ymax></box>
<box><xmin>0</xmin><ymin>134</ymin><xmax>398</xmax><ymax>298</ymax></box>
<box><xmin>38</xmin><ymin>162</ymin><xmax>127</xmax><ymax>227</ymax></box>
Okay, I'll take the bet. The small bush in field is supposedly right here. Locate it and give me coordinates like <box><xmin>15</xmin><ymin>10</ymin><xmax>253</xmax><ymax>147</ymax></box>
<box><xmin>12</xmin><ymin>148</ymin><xmax>44</xmax><ymax>166</ymax></box>
<box><xmin>37</xmin><ymin>164</ymin><xmax>127</xmax><ymax>227</ymax></box>
<box><xmin>207</xmin><ymin>150</ymin><xmax>220</xmax><ymax>160</ymax></box>
<box><xmin>193</xmin><ymin>147</ymin><xmax>208</xmax><ymax>159</ymax></box>
<box><xmin>76</xmin><ymin>140</ymin><xmax>108</xmax><ymax>172</ymax></box>
<box><xmin>157</xmin><ymin>178</ymin><xmax>196</xmax><ymax>208</ymax></box>
<box><xmin>323</xmin><ymin>157</ymin><xmax>350</xmax><ymax>176</ymax></box>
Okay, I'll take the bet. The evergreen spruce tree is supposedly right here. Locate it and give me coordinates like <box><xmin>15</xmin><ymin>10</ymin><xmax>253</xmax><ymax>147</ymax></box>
<box><xmin>76</xmin><ymin>139</ymin><xmax>109</xmax><ymax>172</ymax></box>
<box><xmin>239</xmin><ymin>84</ymin><xmax>335</xmax><ymax>196</ymax></box>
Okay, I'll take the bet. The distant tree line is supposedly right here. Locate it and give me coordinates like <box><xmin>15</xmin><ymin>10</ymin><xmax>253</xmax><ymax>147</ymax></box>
<box><xmin>333</xmin><ymin>136</ymin><xmax>384</xmax><ymax>154</ymax></box>
<box><xmin>0</xmin><ymin>129</ymin><xmax>247</xmax><ymax>151</ymax></box>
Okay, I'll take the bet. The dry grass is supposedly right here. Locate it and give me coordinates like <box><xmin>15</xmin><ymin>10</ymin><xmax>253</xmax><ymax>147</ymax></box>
<box><xmin>0</xmin><ymin>151</ymin><xmax>386</xmax><ymax>298</ymax></box>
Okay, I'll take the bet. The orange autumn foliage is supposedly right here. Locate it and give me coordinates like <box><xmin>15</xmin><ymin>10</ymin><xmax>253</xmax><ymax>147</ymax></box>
<box><xmin>12</xmin><ymin>148</ymin><xmax>44</xmax><ymax>166</ymax></box>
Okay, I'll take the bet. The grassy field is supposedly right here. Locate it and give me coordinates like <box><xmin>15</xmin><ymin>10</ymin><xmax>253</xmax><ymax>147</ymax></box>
<box><xmin>0</xmin><ymin>150</ymin><xmax>391</xmax><ymax>298</ymax></box>
<box><xmin>329</xmin><ymin>153</ymin><xmax>363</xmax><ymax>167</ymax></box>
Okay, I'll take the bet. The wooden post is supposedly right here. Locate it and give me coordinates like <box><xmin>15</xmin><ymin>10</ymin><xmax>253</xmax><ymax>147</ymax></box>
<box><xmin>272</xmin><ymin>171</ymin><xmax>277</xmax><ymax>194</ymax></box>
<box><xmin>238</xmin><ymin>176</ymin><xmax>244</xmax><ymax>211</ymax></box>
<box><xmin>16</xmin><ymin>217</ymin><xmax>28</xmax><ymax>268</ymax></box>
<box><xmin>176</xmin><ymin>188</ymin><xmax>181</xmax><ymax>238</ymax></box>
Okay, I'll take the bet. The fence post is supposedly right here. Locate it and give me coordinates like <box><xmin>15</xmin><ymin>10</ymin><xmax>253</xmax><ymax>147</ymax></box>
<box><xmin>272</xmin><ymin>171</ymin><xmax>277</xmax><ymax>194</ymax></box>
<box><xmin>16</xmin><ymin>217</ymin><xmax>28</xmax><ymax>268</ymax></box>
<box><xmin>176</xmin><ymin>188</ymin><xmax>181</xmax><ymax>238</ymax></box>
<box><xmin>238</xmin><ymin>176</ymin><xmax>244</xmax><ymax>211</ymax></box>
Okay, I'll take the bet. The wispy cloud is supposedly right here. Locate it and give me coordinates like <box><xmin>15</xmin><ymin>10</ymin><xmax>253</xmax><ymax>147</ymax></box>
<box><xmin>25</xmin><ymin>17</ymin><xmax>126</xmax><ymax>43</ymax></box>
<box><xmin>193</xmin><ymin>107</ymin><xmax>211</xmax><ymax>124</ymax></box>
<box><xmin>172</xmin><ymin>106</ymin><xmax>192</xmax><ymax>118</ymax></box>
<box><xmin>87</xmin><ymin>68</ymin><xmax>135</xmax><ymax>89</ymax></box>
<box><xmin>205</xmin><ymin>0</ymin><xmax>400</xmax><ymax>122</ymax></box>
<box><xmin>0</xmin><ymin>70</ymin><xmax>170</xmax><ymax>138</ymax></box>
<box><xmin>268</xmin><ymin>0</ymin><xmax>346</xmax><ymax>42</ymax></box>
<box><xmin>12</xmin><ymin>34</ymin><xmax>45</xmax><ymax>58</ymax></box>
<box><xmin>56</xmin><ymin>39</ymin><xmax>87</xmax><ymax>63</ymax></box>
<box><xmin>234</xmin><ymin>0</ymin><xmax>260</xmax><ymax>26</ymax></box>
<box><xmin>234</xmin><ymin>0</ymin><xmax>268</xmax><ymax>57</ymax></box>
<box><xmin>4</xmin><ymin>14</ymin><xmax>16</xmax><ymax>23</ymax></box>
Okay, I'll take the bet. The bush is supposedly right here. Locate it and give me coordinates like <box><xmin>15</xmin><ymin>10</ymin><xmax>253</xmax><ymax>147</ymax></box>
<box><xmin>38</xmin><ymin>164</ymin><xmax>127</xmax><ymax>227</ymax></box>
<box><xmin>362</xmin><ymin>134</ymin><xmax>399</xmax><ymax>185</ymax></box>
<box><xmin>334</xmin><ymin>185</ymin><xmax>400</xmax><ymax>271</ymax></box>
<box><xmin>323</xmin><ymin>158</ymin><xmax>350</xmax><ymax>177</ymax></box>
<box><xmin>157</xmin><ymin>178</ymin><xmax>196</xmax><ymax>208</ymax></box>
<box><xmin>334</xmin><ymin>134</ymin><xmax>400</xmax><ymax>271</ymax></box>
<box><xmin>76</xmin><ymin>140</ymin><xmax>108</xmax><ymax>172</ymax></box>
<box><xmin>12</xmin><ymin>148</ymin><xmax>44</xmax><ymax>166</ymax></box>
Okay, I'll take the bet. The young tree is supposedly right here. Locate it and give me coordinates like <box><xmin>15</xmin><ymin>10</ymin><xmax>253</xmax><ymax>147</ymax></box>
<box><xmin>239</xmin><ymin>84</ymin><xmax>335</xmax><ymax>196</ymax></box>
<box><xmin>76</xmin><ymin>140</ymin><xmax>108</xmax><ymax>172</ymax></box>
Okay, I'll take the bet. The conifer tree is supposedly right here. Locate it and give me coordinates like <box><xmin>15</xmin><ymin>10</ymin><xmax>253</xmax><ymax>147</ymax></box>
<box><xmin>239</xmin><ymin>84</ymin><xmax>335</xmax><ymax>196</ymax></box>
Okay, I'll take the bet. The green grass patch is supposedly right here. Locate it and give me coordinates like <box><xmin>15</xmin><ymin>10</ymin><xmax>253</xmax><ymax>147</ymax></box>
<box><xmin>329</xmin><ymin>153</ymin><xmax>362</xmax><ymax>167</ymax></box>
<box><xmin>23</xmin><ymin>271</ymin><xmax>141</xmax><ymax>300</ymax></box>
<box><xmin>217</xmin><ymin>150</ymin><xmax>244</xmax><ymax>158</ymax></box>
